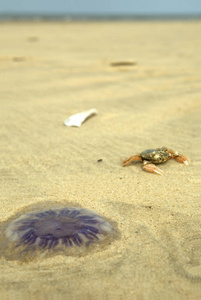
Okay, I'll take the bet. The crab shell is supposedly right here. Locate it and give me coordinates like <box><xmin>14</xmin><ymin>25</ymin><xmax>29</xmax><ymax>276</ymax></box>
<box><xmin>140</xmin><ymin>148</ymin><xmax>172</xmax><ymax>164</ymax></box>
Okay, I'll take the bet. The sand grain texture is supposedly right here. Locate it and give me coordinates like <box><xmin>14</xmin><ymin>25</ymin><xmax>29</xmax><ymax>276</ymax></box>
<box><xmin>0</xmin><ymin>21</ymin><xmax>201</xmax><ymax>300</ymax></box>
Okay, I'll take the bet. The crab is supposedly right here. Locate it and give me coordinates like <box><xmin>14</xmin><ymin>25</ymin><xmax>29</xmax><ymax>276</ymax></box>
<box><xmin>122</xmin><ymin>147</ymin><xmax>190</xmax><ymax>175</ymax></box>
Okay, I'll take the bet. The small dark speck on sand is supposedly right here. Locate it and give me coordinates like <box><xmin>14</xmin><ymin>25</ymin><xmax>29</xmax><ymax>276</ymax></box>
<box><xmin>144</xmin><ymin>205</ymin><xmax>152</xmax><ymax>209</ymax></box>
<box><xmin>27</xmin><ymin>36</ymin><xmax>39</xmax><ymax>42</ymax></box>
<box><xmin>97</xmin><ymin>159</ymin><xmax>103</xmax><ymax>162</ymax></box>
<box><xmin>12</xmin><ymin>57</ymin><xmax>26</xmax><ymax>62</ymax></box>
<box><xmin>110</xmin><ymin>61</ymin><xmax>136</xmax><ymax>67</ymax></box>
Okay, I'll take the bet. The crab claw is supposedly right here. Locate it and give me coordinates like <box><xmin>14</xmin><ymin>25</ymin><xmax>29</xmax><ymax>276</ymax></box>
<box><xmin>122</xmin><ymin>154</ymin><xmax>142</xmax><ymax>167</ymax></box>
<box><xmin>142</xmin><ymin>161</ymin><xmax>164</xmax><ymax>175</ymax></box>
<box><xmin>174</xmin><ymin>154</ymin><xmax>190</xmax><ymax>166</ymax></box>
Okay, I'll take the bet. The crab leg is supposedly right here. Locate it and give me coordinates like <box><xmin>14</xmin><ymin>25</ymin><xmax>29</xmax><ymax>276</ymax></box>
<box><xmin>174</xmin><ymin>154</ymin><xmax>190</xmax><ymax>166</ymax></box>
<box><xmin>168</xmin><ymin>149</ymin><xmax>190</xmax><ymax>166</ymax></box>
<box><xmin>142</xmin><ymin>160</ymin><xmax>164</xmax><ymax>175</ymax></box>
<box><xmin>122</xmin><ymin>154</ymin><xmax>142</xmax><ymax>167</ymax></box>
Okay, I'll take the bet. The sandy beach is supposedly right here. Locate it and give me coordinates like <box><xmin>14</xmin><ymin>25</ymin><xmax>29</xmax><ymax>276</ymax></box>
<box><xmin>0</xmin><ymin>20</ymin><xmax>201</xmax><ymax>299</ymax></box>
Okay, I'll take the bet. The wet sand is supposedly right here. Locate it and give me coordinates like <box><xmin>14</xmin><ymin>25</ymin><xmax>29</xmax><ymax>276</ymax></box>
<box><xmin>0</xmin><ymin>20</ymin><xmax>201</xmax><ymax>299</ymax></box>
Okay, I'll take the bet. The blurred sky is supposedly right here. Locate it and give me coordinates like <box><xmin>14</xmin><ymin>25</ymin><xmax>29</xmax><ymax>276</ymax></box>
<box><xmin>0</xmin><ymin>0</ymin><xmax>201</xmax><ymax>15</ymax></box>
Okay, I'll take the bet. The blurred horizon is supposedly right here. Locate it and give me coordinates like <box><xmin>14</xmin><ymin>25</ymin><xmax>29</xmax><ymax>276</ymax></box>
<box><xmin>0</xmin><ymin>12</ymin><xmax>201</xmax><ymax>22</ymax></box>
<box><xmin>0</xmin><ymin>0</ymin><xmax>201</xmax><ymax>20</ymax></box>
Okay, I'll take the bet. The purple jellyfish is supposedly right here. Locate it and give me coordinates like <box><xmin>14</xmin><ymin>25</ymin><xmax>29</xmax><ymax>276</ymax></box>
<box><xmin>5</xmin><ymin>207</ymin><xmax>114</xmax><ymax>252</ymax></box>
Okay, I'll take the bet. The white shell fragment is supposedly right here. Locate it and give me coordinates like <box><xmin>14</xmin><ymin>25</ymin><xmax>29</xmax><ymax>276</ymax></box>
<box><xmin>64</xmin><ymin>109</ymin><xmax>97</xmax><ymax>127</ymax></box>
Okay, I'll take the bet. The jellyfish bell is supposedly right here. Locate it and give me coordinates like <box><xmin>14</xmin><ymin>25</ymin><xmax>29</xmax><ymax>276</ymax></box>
<box><xmin>3</xmin><ymin>207</ymin><xmax>117</xmax><ymax>261</ymax></box>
